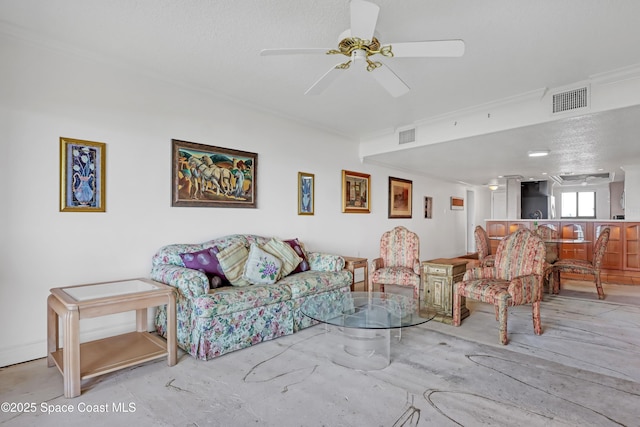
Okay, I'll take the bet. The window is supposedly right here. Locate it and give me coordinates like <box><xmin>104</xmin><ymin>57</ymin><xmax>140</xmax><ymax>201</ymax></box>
<box><xmin>561</xmin><ymin>191</ymin><xmax>595</xmax><ymax>218</ymax></box>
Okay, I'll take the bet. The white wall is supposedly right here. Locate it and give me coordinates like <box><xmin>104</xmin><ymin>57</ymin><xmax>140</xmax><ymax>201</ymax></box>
<box><xmin>0</xmin><ymin>34</ymin><xmax>470</xmax><ymax>366</ymax></box>
<box><xmin>551</xmin><ymin>183</ymin><xmax>611</xmax><ymax>219</ymax></box>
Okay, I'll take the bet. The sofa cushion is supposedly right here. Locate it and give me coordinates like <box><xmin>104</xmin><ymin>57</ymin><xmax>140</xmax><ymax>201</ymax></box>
<box><xmin>285</xmin><ymin>238</ymin><xmax>310</xmax><ymax>273</ymax></box>
<box><xmin>179</xmin><ymin>247</ymin><xmax>229</xmax><ymax>288</ymax></box>
<box><xmin>243</xmin><ymin>243</ymin><xmax>283</xmax><ymax>285</ymax></box>
<box><xmin>197</xmin><ymin>283</ymin><xmax>292</xmax><ymax>317</ymax></box>
<box><xmin>262</xmin><ymin>238</ymin><xmax>303</xmax><ymax>278</ymax></box>
<box><xmin>216</xmin><ymin>241</ymin><xmax>251</xmax><ymax>287</ymax></box>
<box><xmin>278</xmin><ymin>269</ymin><xmax>353</xmax><ymax>299</ymax></box>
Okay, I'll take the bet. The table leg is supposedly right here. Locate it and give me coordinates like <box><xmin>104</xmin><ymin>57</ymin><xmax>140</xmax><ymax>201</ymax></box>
<box><xmin>166</xmin><ymin>292</ymin><xmax>177</xmax><ymax>366</ymax></box>
<box><xmin>46</xmin><ymin>295</ymin><xmax>58</xmax><ymax>368</ymax></box>
<box><xmin>363</xmin><ymin>263</ymin><xmax>368</xmax><ymax>293</ymax></box>
<box><xmin>136</xmin><ymin>308</ymin><xmax>148</xmax><ymax>332</ymax></box>
<box><xmin>62</xmin><ymin>309</ymin><xmax>80</xmax><ymax>398</ymax></box>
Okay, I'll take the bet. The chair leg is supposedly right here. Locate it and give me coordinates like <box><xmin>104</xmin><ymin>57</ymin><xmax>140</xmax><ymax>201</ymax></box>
<box><xmin>498</xmin><ymin>301</ymin><xmax>508</xmax><ymax>345</ymax></box>
<box><xmin>595</xmin><ymin>272</ymin><xmax>605</xmax><ymax>300</ymax></box>
<box><xmin>452</xmin><ymin>290</ymin><xmax>461</xmax><ymax>327</ymax></box>
<box><xmin>552</xmin><ymin>270</ymin><xmax>561</xmax><ymax>294</ymax></box>
<box><xmin>532</xmin><ymin>301</ymin><xmax>542</xmax><ymax>335</ymax></box>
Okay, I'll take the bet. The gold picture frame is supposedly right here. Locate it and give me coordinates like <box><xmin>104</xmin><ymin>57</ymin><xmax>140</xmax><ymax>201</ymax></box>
<box><xmin>342</xmin><ymin>170</ymin><xmax>370</xmax><ymax>213</ymax></box>
<box><xmin>59</xmin><ymin>137</ymin><xmax>106</xmax><ymax>212</ymax></box>
<box><xmin>298</xmin><ymin>172</ymin><xmax>314</xmax><ymax>215</ymax></box>
<box><xmin>388</xmin><ymin>176</ymin><xmax>412</xmax><ymax>218</ymax></box>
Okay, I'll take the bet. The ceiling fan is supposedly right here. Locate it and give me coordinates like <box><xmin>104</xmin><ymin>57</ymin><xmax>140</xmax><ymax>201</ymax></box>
<box><xmin>260</xmin><ymin>0</ymin><xmax>465</xmax><ymax>97</ymax></box>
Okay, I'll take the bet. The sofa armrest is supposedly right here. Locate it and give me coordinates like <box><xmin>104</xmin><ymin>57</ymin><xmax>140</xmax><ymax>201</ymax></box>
<box><xmin>308</xmin><ymin>252</ymin><xmax>345</xmax><ymax>272</ymax></box>
<box><xmin>150</xmin><ymin>264</ymin><xmax>208</xmax><ymax>298</ymax></box>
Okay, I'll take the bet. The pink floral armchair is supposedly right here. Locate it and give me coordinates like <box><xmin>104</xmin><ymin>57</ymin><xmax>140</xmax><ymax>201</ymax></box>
<box><xmin>453</xmin><ymin>228</ymin><xmax>546</xmax><ymax>345</ymax></box>
<box><xmin>370</xmin><ymin>226</ymin><xmax>420</xmax><ymax>299</ymax></box>
<box><xmin>474</xmin><ymin>225</ymin><xmax>495</xmax><ymax>267</ymax></box>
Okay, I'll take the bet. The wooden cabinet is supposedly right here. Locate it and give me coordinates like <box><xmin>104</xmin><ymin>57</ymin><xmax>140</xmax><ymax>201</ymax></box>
<box><xmin>624</xmin><ymin>223</ymin><xmax>640</xmax><ymax>271</ymax></box>
<box><xmin>559</xmin><ymin>222</ymin><xmax>589</xmax><ymax>260</ymax></box>
<box><xmin>594</xmin><ymin>222</ymin><xmax>623</xmax><ymax>270</ymax></box>
<box><xmin>421</xmin><ymin>259</ymin><xmax>469</xmax><ymax>324</ymax></box>
<box><xmin>486</xmin><ymin>221</ymin><xmax>508</xmax><ymax>254</ymax></box>
<box><xmin>508</xmin><ymin>221</ymin><xmax>531</xmax><ymax>233</ymax></box>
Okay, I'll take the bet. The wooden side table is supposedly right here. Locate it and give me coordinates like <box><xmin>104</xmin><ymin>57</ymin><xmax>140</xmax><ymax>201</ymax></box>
<box><xmin>421</xmin><ymin>258</ymin><xmax>470</xmax><ymax>324</ymax></box>
<box><xmin>342</xmin><ymin>256</ymin><xmax>368</xmax><ymax>292</ymax></box>
<box><xmin>47</xmin><ymin>278</ymin><xmax>176</xmax><ymax>398</ymax></box>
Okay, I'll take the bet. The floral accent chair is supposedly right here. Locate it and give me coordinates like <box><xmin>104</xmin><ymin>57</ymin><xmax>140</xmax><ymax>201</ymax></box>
<box><xmin>549</xmin><ymin>227</ymin><xmax>610</xmax><ymax>299</ymax></box>
<box><xmin>370</xmin><ymin>226</ymin><xmax>420</xmax><ymax>299</ymax></box>
<box><xmin>453</xmin><ymin>228</ymin><xmax>546</xmax><ymax>345</ymax></box>
<box><xmin>474</xmin><ymin>225</ymin><xmax>495</xmax><ymax>267</ymax></box>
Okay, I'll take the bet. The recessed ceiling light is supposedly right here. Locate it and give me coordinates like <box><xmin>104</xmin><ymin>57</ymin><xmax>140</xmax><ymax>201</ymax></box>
<box><xmin>528</xmin><ymin>150</ymin><xmax>550</xmax><ymax>157</ymax></box>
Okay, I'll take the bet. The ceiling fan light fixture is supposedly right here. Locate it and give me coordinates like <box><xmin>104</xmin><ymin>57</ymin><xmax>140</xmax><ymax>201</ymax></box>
<box><xmin>488</xmin><ymin>184</ymin><xmax>499</xmax><ymax>191</ymax></box>
<box><xmin>528</xmin><ymin>150</ymin><xmax>550</xmax><ymax>157</ymax></box>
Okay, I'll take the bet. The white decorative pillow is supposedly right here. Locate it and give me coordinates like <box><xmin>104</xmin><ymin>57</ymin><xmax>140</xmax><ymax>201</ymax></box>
<box><xmin>215</xmin><ymin>241</ymin><xmax>251</xmax><ymax>287</ymax></box>
<box><xmin>262</xmin><ymin>238</ymin><xmax>303</xmax><ymax>278</ymax></box>
<box><xmin>243</xmin><ymin>243</ymin><xmax>283</xmax><ymax>285</ymax></box>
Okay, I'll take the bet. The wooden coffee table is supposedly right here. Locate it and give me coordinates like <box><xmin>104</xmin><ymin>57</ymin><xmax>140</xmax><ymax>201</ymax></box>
<box><xmin>47</xmin><ymin>278</ymin><xmax>176</xmax><ymax>398</ymax></box>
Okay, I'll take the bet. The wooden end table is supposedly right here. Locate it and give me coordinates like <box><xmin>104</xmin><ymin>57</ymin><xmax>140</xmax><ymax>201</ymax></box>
<box><xmin>421</xmin><ymin>258</ymin><xmax>470</xmax><ymax>324</ymax></box>
<box><xmin>47</xmin><ymin>278</ymin><xmax>177</xmax><ymax>398</ymax></box>
<box><xmin>342</xmin><ymin>256</ymin><xmax>368</xmax><ymax>292</ymax></box>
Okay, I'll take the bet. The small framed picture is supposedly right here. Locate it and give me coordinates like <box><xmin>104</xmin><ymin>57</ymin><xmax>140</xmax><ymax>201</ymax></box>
<box><xmin>59</xmin><ymin>137</ymin><xmax>106</xmax><ymax>212</ymax></box>
<box><xmin>298</xmin><ymin>172</ymin><xmax>314</xmax><ymax>215</ymax></box>
<box><xmin>451</xmin><ymin>196</ymin><xmax>464</xmax><ymax>210</ymax></box>
<box><xmin>424</xmin><ymin>196</ymin><xmax>433</xmax><ymax>219</ymax></box>
<box><xmin>342</xmin><ymin>170</ymin><xmax>371</xmax><ymax>213</ymax></box>
<box><xmin>388</xmin><ymin>176</ymin><xmax>412</xmax><ymax>218</ymax></box>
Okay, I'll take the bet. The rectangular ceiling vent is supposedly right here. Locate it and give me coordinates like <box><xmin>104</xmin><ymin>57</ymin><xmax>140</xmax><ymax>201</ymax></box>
<box><xmin>552</xmin><ymin>86</ymin><xmax>589</xmax><ymax>114</ymax></box>
<box><xmin>550</xmin><ymin>172</ymin><xmax>611</xmax><ymax>185</ymax></box>
<box><xmin>398</xmin><ymin>128</ymin><xmax>416</xmax><ymax>145</ymax></box>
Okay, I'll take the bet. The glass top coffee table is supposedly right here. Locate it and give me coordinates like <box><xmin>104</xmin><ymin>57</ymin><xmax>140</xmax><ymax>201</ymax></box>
<box><xmin>301</xmin><ymin>292</ymin><xmax>435</xmax><ymax>370</ymax></box>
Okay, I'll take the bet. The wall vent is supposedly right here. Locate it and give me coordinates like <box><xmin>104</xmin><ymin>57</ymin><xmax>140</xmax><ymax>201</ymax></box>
<box><xmin>552</xmin><ymin>86</ymin><xmax>589</xmax><ymax>113</ymax></box>
<box><xmin>398</xmin><ymin>128</ymin><xmax>416</xmax><ymax>144</ymax></box>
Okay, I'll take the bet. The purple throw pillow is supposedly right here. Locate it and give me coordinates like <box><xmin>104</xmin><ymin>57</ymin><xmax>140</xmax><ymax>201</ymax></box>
<box><xmin>179</xmin><ymin>246</ymin><xmax>229</xmax><ymax>288</ymax></box>
<box><xmin>284</xmin><ymin>238</ymin><xmax>310</xmax><ymax>273</ymax></box>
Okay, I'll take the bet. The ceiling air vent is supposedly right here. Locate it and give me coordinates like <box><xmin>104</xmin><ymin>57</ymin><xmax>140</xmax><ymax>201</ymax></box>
<box><xmin>398</xmin><ymin>128</ymin><xmax>416</xmax><ymax>144</ymax></box>
<box><xmin>552</xmin><ymin>86</ymin><xmax>589</xmax><ymax>114</ymax></box>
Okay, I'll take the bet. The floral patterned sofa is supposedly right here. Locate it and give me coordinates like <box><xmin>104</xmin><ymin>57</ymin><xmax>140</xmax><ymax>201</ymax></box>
<box><xmin>151</xmin><ymin>234</ymin><xmax>352</xmax><ymax>360</ymax></box>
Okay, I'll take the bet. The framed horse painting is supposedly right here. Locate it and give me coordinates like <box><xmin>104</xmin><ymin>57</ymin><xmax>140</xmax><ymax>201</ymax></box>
<box><xmin>171</xmin><ymin>139</ymin><xmax>258</xmax><ymax>208</ymax></box>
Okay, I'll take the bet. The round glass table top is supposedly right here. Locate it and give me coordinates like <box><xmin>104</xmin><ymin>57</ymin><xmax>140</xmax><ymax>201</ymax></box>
<box><xmin>301</xmin><ymin>291</ymin><xmax>434</xmax><ymax>329</ymax></box>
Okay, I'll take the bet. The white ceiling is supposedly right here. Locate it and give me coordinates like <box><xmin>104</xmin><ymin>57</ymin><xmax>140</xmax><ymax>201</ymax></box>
<box><xmin>2</xmin><ymin>0</ymin><xmax>640</xmax><ymax>187</ymax></box>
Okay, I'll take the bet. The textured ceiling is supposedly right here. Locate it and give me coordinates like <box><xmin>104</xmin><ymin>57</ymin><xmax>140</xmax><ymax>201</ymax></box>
<box><xmin>2</xmin><ymin>0</ymin><xmax>640</xmax><ymax>186</ymax></box>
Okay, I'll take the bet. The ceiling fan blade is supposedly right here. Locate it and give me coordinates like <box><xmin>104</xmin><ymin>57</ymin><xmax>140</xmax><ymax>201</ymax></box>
<box><xmin>387</xmin><ymin>39</ymin><xmax>465</xmax><ymax>57</ymax></box>
<box><xmin>304</xmin><ymin>64</ymin><xmax>344</xmax><ymax>96</ymax></box>
<box><xmin>350</xmin><ymin>0</ymin><xmax>380</xmax><ymax>41</ymax></box>
<box><xmin>260</xmin><ymin>48</ymin><xmax>330</xmax><ymax>56</ymax></box>
<box><xmin>370</xmin><ymin>63</ymin><xmax>410</xmax><ymax>97</ymax></box>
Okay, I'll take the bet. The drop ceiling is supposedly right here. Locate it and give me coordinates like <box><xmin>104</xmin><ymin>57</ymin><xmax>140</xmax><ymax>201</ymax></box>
<box><xmin>2</xmin><ymin>0</ymin><xmax>640</xmax><ymax>186</ymax></box>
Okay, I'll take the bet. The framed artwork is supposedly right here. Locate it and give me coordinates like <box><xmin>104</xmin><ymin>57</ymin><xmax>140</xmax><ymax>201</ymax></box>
<box><xmin>172</xmin><ymin>139</ymin><xmax>257</xmax><ymax>208</ymax></box>
<box><xmin>388</xmin><ymin>176</ymin><xmax>412</xmax><ymax>218</ymax></box>
<box><xmin>342</xmin><ymin>170</ymin><xmax>370</xmax><ymax>213</ymax></box>
<box><xmin>59</xmin><ymin>137</ymin><xmax>106</xmax><ymax>212</ymax></box>
<box><xmin>424</xmin><ymin>196</ymin><xmax>433</xmax><ymax>219</ymax></box>
<box><xmin>451</xmin><ymin>196</ymin><xmax>464</xmax><ymax>210</ymax></box>
<box><xmin>298</xmin><ymin>172</ymin><xmax>314</xmax><ymax>215</ymax></box>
